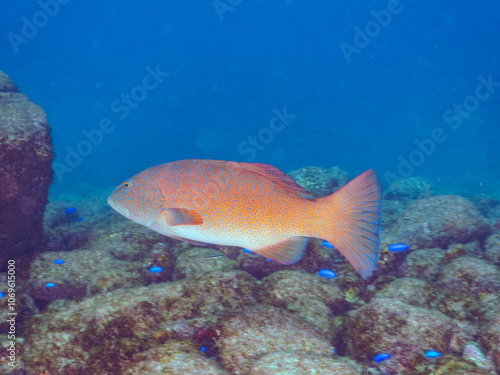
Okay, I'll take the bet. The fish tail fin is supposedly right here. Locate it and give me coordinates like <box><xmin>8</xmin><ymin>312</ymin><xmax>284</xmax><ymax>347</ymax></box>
<box><xmin>315</xmin><ymin>169</ymin><xmax>382</xmax><ymax>279</ymax></box>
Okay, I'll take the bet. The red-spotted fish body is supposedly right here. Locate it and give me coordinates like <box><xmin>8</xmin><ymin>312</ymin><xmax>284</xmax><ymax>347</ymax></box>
<box><xmin>108</xmin><ymin>159</ymin><xmax>382</xmax><ymax>279</ymax></box>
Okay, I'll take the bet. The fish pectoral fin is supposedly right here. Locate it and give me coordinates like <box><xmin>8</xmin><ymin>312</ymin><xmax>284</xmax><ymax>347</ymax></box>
<box><xmin>252</xmin><ymin>237</ymin><xmax>309</xmax><ymax>265</ymax></box>
<box><xmin>161</xmin><ymin>208</ymin><xmax>203</xmax><ymax>226</ymax></box>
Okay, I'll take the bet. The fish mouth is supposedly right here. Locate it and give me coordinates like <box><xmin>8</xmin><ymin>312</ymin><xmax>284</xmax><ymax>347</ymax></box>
<box><xmin>107</xmin><ymin>196</ymin><xmax>130</xmax><ymax>218</ymax></box>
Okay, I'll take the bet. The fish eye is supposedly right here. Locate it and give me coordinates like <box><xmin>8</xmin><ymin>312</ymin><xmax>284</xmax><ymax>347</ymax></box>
<box><xmin>123</xmin><ymin>180</ymin><xmax>131</xmax><ymax>191</ymax></box>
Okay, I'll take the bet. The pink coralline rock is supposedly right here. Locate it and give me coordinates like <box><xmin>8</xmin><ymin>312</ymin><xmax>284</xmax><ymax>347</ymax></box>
<box><xmin>462</xmin><ymin>342</ymin><xmax>496</xmax><ymax>372</ymax></box>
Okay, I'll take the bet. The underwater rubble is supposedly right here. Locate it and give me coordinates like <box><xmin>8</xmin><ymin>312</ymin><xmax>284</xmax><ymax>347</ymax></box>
<box><xmin>0</xmin><ymin>122</ymin><xmax>499</xmax><ymax>373</ymax></box>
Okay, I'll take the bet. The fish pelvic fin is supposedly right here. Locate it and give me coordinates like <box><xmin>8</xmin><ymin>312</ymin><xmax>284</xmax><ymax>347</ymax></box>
<box><xmin>315</xmin><ymin>169</ymin><xmax>382</xmax><ymax>279</ymax></box>
<box><xmin>251</xmin><ymin>236</ymin><xmax>309</xmax><ymax>264</ymax></box>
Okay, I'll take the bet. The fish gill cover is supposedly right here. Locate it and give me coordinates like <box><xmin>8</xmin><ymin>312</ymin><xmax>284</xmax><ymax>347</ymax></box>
<box><xmin>0</xmin><ymin>0</ymin><xmax>499</xmax><ymax>374</ymax></box>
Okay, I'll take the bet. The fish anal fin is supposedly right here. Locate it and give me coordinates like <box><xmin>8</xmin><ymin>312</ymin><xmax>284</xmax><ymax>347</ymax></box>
<box><xmin>161</xmin><ymin>208</ymin><xmax>203</xmax><ymax>226</ymax></box>
<box><xmin>226</xmin><ymin>161</ymin><xmax>315</xmax><ymax>200</ymax></box>
<box><xmin>170</xmin><ymin>235</ymin><xmax>211</xmax><ymax>246</ymax></box>
<box><xmin>251</xmin><ymin>237</ymin><xmax>309</xmax><ymax>264</ymax></box>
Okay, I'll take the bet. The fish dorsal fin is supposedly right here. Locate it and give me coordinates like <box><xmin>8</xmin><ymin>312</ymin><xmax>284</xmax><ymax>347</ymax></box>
<box><xmin>161</xmin><ymin>208</ymin><xmax>203</xmax><ymax>226</ymax></box>
<box><xmin>227</xmin><ymin>162</ymin><xmax>315</xmax><ymax>200</ymax></box>
<box><xmin>251</xmin><ymin>236</ymin><xmax>309</xmax><ymax>264</ymax></box>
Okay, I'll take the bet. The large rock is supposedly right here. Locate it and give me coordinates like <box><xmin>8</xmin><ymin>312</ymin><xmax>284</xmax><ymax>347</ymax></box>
<box><xmin>387</xmin><ymin>195</ymin><xmax>490</xmax><ymax>249</ymax></box>
<box><xmin>346</xmin><ymin>298</ymin><xmax>477</xmax><ymax>373</ymax></box>
<box><xmin>24</xmin><ymin>271</ymin><xmax>260</xmax><ymax>374</ymax></box>
<box><xmin>436</xmin><ymin>257</ymin><xmax>500</xmax><ymax>322</ymax></box>
<box><xmin>0</xmin><ymin>71</ymin><xmax>18</xmax><ymax>93</ymax></box>
<box><xmin>217</xmin><ymin>305</ymin><xmax>335</xmax><ymax>375</ymax></box>
<box><xmin>0</xmin><ymin>71</ymin><xmax>54</xmax><ymax>267</ymax></box>
<box><xmin>373</xmin><ymin>277</ymin><xmax>437</xmax><ymax>308</ymax></box>
<box><xmin>121</xmin><ymin>340</ymin><xmax>230</xmax><ymax>375</ymax></box>
<box><xmin>383</xmin><ymin>176</ymin><xmax>434</xmax><ymax>201</ymax></box>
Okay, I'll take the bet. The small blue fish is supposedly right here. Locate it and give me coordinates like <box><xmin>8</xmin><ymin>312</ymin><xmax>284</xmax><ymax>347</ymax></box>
<box><xmin>201</xmin><ymin>347</ymin><xmax>207</xmax><ymax>352</ymax></box>
<box><xmin>242</xmin><ymin>248</ymin><xmax>254</xmax><ymax>253</ymax></box>
<box><xmin>46</xmin><ymin>283</ymin><xmax>56</xmax><ymax>287</ymax></box>
<box><xmin>54</xmin><ymin>259</ymin><xmax>65</xmax><ymax>264</ymax></box>
<box><xmin>318</xmin><ymin>269</ymin><xmax>337</xmax><ymax>279</ymax></box>
<box><xmin>374</xmin><ymin>353</ymin><xmax>391</xmax><ymax>362</ymax></box>
<box><xmin>77</xmin><ymin>217</ymin><xmax>84</xmax><ymax>222</ymax></box>
<box><xmin>150</xmin><ymin>266</ymin><xmax>163</xmax><ymax>273</ymax></box>
<box><xmin>387</xmin><ymin>244</ymin><xmax>409</xmax><ymax>252</ymax></box>
<box><xmin>425</xmin><ymin>350</ymin><xmax>442</xmax><ymax>358</ymax></box>
<box><xmin>64</xmin><ymin>207</ymin><xmax>76</xmax><ymax>214</ymax></box>
<box><xmin>0</xmin><ymin>292</ymin><xmax>5</xmax><ymax>298</ymax></box>
<box><xmin>321</xmin><ymin>241</ymin><xmax>335</xmax><ymax>248</ymax></box>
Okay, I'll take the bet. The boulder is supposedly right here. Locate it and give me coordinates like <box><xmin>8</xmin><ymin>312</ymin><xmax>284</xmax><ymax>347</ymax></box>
<box><xmin>0</xmin><ymin>71</ymin><xmax>54</xmax><ymax>268</ymax></box>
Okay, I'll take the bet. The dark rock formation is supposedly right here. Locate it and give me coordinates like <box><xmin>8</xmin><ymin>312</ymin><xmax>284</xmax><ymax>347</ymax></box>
<box><xmin>0</xmin><ymin>71</ymin><xmax>54</xmax><ymax>268</ymax></box>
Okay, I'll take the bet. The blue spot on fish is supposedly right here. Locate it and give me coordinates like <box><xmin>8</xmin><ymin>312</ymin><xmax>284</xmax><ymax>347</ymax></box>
<box><xmin>374</xmin><ymin>353</ymin><xmax>391</xmax><ymax>362</ymax></box>
<box><xmin>64</xmin><ymin>207</ymin><xmax>76</xmax><ymax>214</ymax></box>
<box><xmin>0</xmin><ymin>292</ymin><xmax>5</xmax><ymax>298</ymax></box>
<box><xmin>387</xmin><ymin>244</ymin><xmax>409</xmax><ymax>252</ymax></box>
<box><xmin>321</xmin><ymin>241</ymin><xmax>335</xmax><ymax>248</ymax></box>
<box><xmin>77</xmin><ymin>217</ymin><xmax>84</xmax><ymax>222</ymax></box>
<box><xmin>425</xmin><ymin>350</ymin><xmax>442</xmax><ymax>358</ymax></box>
<box><xmin>46</xmin><ymin>283</ymin><xmax>56</xmax><ymax>287</ymax></box>
<box><xmin>318</xmin><ymin>269</ymin><xmax>337</xmax><ymax>279</ymax></box>
<box><xmin>54</xmin><ymin>259</ymin><xmax>65</xmax><ymax>264</ymax></box>
<box><xmin>242</xmin><ymin>248</ymin><xmax>254</xmax><ymax>253</ymax></box>
<box><xmin>150</xmin><ymin>266</ymin><xmax>163</xmax><ymax>273</ymax></box>
<box><xmin>201</xmin><ymin>347</ymin><xmax>207</xmax><ymax>352</ymax></box>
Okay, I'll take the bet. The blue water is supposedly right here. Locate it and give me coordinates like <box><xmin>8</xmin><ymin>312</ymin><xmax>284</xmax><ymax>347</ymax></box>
<box><xmin>2</xmin><ymin>0</ymin><xmax>499</xmax><ymax>194</ymax></box>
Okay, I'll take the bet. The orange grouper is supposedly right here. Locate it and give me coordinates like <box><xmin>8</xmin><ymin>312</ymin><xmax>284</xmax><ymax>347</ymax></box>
<box><xmin>108</xmin><ymin>159</ymin><xmax>382</xmax><ymax>279</ymax></box>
